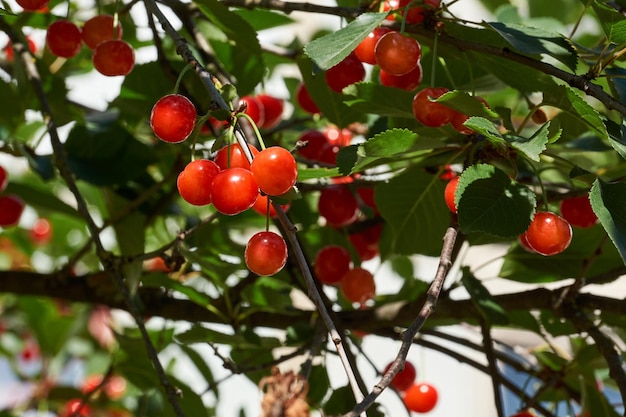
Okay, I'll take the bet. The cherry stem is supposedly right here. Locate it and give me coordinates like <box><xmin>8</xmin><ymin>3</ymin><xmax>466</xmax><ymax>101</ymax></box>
<box><xmin>430</xmin><ymin>31</ymin><xmax>439</xmax><ymax>88</ymax></box>
<box><xmin>174</xmin><ymin>63</ymin><xmax>193</xmax><ymax>94</ymax></box>
<box><xmin>236</xmin><ymin>112</ymin><xmax>266</xmax><ymax>150</ymax></box>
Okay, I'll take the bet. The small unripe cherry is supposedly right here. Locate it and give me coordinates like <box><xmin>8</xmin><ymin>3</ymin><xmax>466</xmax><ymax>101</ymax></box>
<box><xmin>245</xmin><ymin>231</ymin><xmax>288</xmax><ymax>276</ymax></box>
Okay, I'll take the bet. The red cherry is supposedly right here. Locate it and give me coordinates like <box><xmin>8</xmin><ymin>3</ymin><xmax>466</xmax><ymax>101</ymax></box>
<box><xmin>210</xmin><ymin>168</ymin><xmax>258</xmax><ymax>215</ymax></box>
<box><xmin>256</xmin><ymin>94</ymin><xmax>284</xmax><ymax>129</ymax></box>
<box><xmin>403</xmin><ymin>382</ymin><xmax>438</xmax><ymax>413</ymax></box>
<box><xmin>323</xmin><ymin>126</ymin><xmax>352</xmax><ymax>147</ymax></box>
<box><xmin>296</xmin><ymin>83</ymin><xmax>320</xmax><ymax>114</ymax></box>
<box><xmin>340</xmin><ymin>267</ymin><xmax>376</xmax><ymax>304</ymax></box>
<box><xmin>356</xmin><ymin>187</ymin><xmax>376</xmax><ymax>210</ymax></box>
<box><xmin>150</xmin><ymin>94</ymin><xmax>197</xmax><ymax>143</ymax></box>
<box><xmin>560</xmin><ymin>195</ymin><xmax>598</xmax><ymax>228</ymax></box>
<box><xmin>412</xmin><ymin>87</ymin><xmax>455</xmax><ymax>128</ymax></box>
<box><xmin>438</xmin><ymin>165</ymin><xmax>457</xmax><ymax>181</ymax></box>
<box><xmin>104</xmin><ymin>375</ymin><xmax>127</xmax><ymax>399</ymax></box>
<box><xmin>0</xmin><ymin>166</ymin><xmax>7</xmax><ymax>192</ymax></box>
<box><xmin>81</xmin><ymin>15</ymin><xmax>123</xmax><ymax>49</ymax></box>
<box><xmin>354</xmin><ymin>27</ymin><xmax>392</xmax><ymax>65</ymax></box>
<box><xmin>314</xmin><ymin>245</ymin><xmax>351</xmax><ymax>285</ymax></box>
<box><xmin>521</xmin><ymin>211</ymin><xmax>572</xmax><ymax>256</ymax></box>
<box><xmin>375</xmin><ymin>31</ymin><xmax>421</xmax><ymax>76</ymax></box>
<box><xmin>92</xmin><ymin>39</ymin><xmax>134</xmax><ymax>76</ymax></box>
<box><xmin>29</xmin><ymin>218</ymin><xmax>52</xmax><ymax>245</ymax></box>
<box><xmin>239</xmin><ymin>95</ymin><xmax>265</xmax><ymax>127</ymax></box>
<box><xmin>397</xmin><ymin>0</ymin><xmax>442</xmax><ymax>24</ymax></box>
<box><xmin>450</xmin><ymin>96</ymin><xmax>488</xmax><ymax>135</ymax></box>
<box><xmin>0</xmin><ymin>195</ymin><xmax>25</xmax><ymax>227</ymax></box>
<box><xmin>59</xmin><ymin>399</ymin><xmax>91</xmax><ymax>417</ymax></box>
<box><xmin>46</xmin><ymin>20</ymin><xmax>82</xmax><ymax>58</ymax></box>
<box><xmin>380</xmin><ymin>62</ymin><xmax>423</xmax><ymax>91</ymax></box>
<box><xmin>509</xmin><ymin>411</ymin><xmax>537</xmax><ymax>417</ymax></box>
<box><xmin>349</xmin><ymin>223</ymin><xmax>381</xmax><ymax>261</ymax></box>
<box><xmin>384</xmin><ymin>361</ymin><xmax>417</xmax><ymax>391</ymax></box>
<box><xmin>245</xmin><ymin>231</ymin><xmax>288</xmax><ymax>276</ymax></box>
<box><xmin>4</xmin><ymin>36</ymin><xmax>37</xmax><ymax>61</ymax></box>
<box><xmin>214</xmin><ymin>143</ymin><xmax>260</xmax><ymax>170</ymax></box>
<box><xmin>177</xmin><ymin>159</ymin><xmax>221</xmax><ymax>206</ymax></box>
<box><xmin>297</xmin><ymin>130</ymin><xmax>328</xmax><ymax>161</ymax></box>
<box><xmin>317</xmin><ymin>143</ymin><xmax>340</xmax><ymax>165</ymax></box>
<box><xmin>318</xmin><ymin>185</ymin><xmax>359</xmax><ymax>227</ymax></box>
<box><xmin>251</xmin><ymin>194</ymin><xmax>290</xmax><ymax>218</ymax></box>
<box><xmin>251</xmin><ymin>147</ymin><xmax>298</xmax><ymax>196</ymax></box>
<box><xmin>518</xmin><ymin>233</ymin><xmax>536</xmax><ymax>253</ymax></box>
<box><xmin>444</xmin><ymin>176</ymin><xmax>460</xmax><ymax>214</ymax></box>
<box><xmin>325</xmin><ymin>52</ymin><xmax>366</xmax><ymax>93</ymax></box>
<box><xmin>16</xmin><ymin>0</ymin><xmax>49</xmax><ymax>11</ymax></box>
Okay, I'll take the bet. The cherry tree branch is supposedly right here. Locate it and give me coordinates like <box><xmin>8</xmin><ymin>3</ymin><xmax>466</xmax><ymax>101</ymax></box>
<box><xmin>480</xmin><ymin>320</ymin><xmax>505</xmax><ymax>417</ymax></box>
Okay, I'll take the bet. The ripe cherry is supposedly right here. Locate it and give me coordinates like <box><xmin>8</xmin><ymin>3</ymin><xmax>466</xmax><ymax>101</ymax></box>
<box><xmin>379</xmin><ymin>62</ymin><xmax>423</xmax><ymax>91</ymax></box>
<box><xmin>177</xmin><ymin>159</ymin><xmax>221</xmax><ymax>206</ymax></box>
<box><xmin>444</xmin><ymin>176</ymin><xmax>460</xmax><ymax>214</ymax></box>
<box><xmin>0</xmin><ymin>166</ymin><xmax>7</xmax><ymax>192</ymax></box>
<box><xmin>0</xmin><ymin>195</ymin><xmax>25</xmax><ymax>227</ymax></box>
<box><xmin>210</xmin><ymin>168</ymin><xmax>258</xmax><ymax>215</ymax></box>
<box><xmin>29</xmin><ymin>218</ymin><xmax>52</xmax><ymax>245</ymax></box>
<box><xmin>16</xmin><ymin>0</ymin><xmax>49</xmax><ymax>11</ymax></box>
<box><xmin>412</xmin><ymin>87</ymin><xmax>455</xmax><ymax>128</ymax></box>
<box><xmin>375</xmin><ymin>31</ymin><xmax>421</xmax><ymax>76</ymax></box>
<box><xmin>518</xmin><ymin>233</ymin><xmax>536</xmax><ymax>253</ymax></box>
<box><xmin>510</xmin><ymin>411</ymin><xmax>537</xmax><ymax>417</ymax></box>
<box><xmin>384</xmin><ymin>361</ymin><xmax>417</xmax><ymax>391</ymax></box>
<box><xmin>356</xmin><ymin>187</ymin><xmax>377</xmax><ymax>210</ymax></box>
<box><xmin>4</xmin><ymin>36</ymin><xmax>37</xmax><ymax>61</ymax></box>
<box><xmin>245</xmin><ymin>231</ymin><xmax>288</xmax><ymax>276</ymax></box>
<box><xmin>251</xmin><ymin>194</ymin><xmax>289</xmax><ymax>218</ymax></box>
<box><xmin>82</xmin><ymin>15</ymin><xmax>122</xmax><ymax>49</ymax></box>
<box><xmin>354</xmin><ymin>27</ymin><xmax>392</xmax><ymax>65</ymax></box>
<box><xmin>150</xmin><ymin>94</ymin><xmax>197</xmax><ymax>143</ymax></box>
<box><xmin>560</xmin><ymin>195</ymin><xmax>598</xmax><ymax>228</ymax></box>
<box><xmin>46</xmin><ymin>20</ymin><xmax>82</xmax><ymax>58</ymax></box>
<box><xmin>239</xmin><ymin>95</ymin><xmax>265</xmax><ymax>127</ymax></box>
<box><xmin>314</xmin><ymin>245</ymin><xmax>351</xmax><ymax>285</ymax></box>
<box><xmin>297</xmin><ymin>130</ymin><xmax>328</xmax><ymax>161</ymax></box>
<box><xmin>318</xmin><ymin>185</ymin><xmax>359</xmax><ymax>227</ymax></box>
<box><xmin>92</xmin><ymin>39</ymin><xmax>135</xmax><ymax>76</ymax></box>
<box><xmin>340</xmin><ymin>267</ymin><xmax>376</xmax><ymax>304</ymax></box>
<box><xmin>296</xmin><ymin>83</ymin><xmax>320</xmax><ymax>114</ymax></box>
<box><xmin>521</xmin><ymin>211</ymin><xmax>572</xmax><ymax>256</ymax></box>
<box><xmin>349</xmin><ymin>223</ymin><xmax>382</xmax><ymax>261</ymax></box>
<box><xmin>325</xmin><ymin>52</ymin><xmax>366</xmax><ymax>93</ymax></box>
<box><xmin>256</xmin><ymin>94</ymin><xmax>284</xmax><ymax>129</ymax></box>
<box><xmin>403</xmin><ymin>382</ymin><xmax>438</xmax><ymax>413</ymax></box>
<box><xmin>214</xmin><ymin>143</ymin><xmax>259</xmax><ymax>170</ymax></box>
<box><xmin>250</xmin><ymin>146</ymin><xmax>298</xmax><ymax>196</ymax></box>
<box><xmin>450</xmin><ymin>96</ymin><xmax>488</xmax><ymax>135</ymax></box>
<box><xmin>396</xmin><ymin>0</ymin><xmax>442</xmax><ymax>24</ymax></box>
<box><xmin>59</xmin><ymin>399</ymin><xmax>91</xmax><ymax>417</ymax></box>
<box><xmin>323</xmin><ymin>125</ymin><xmax>352</xmax><ymax>147</ymax></box>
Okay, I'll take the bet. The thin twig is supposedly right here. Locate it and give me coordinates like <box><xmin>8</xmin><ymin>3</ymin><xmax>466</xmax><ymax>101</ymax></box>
<box><xmin>480</xmin><ymin>319</ymin><xmax>505</xmax><ymax>417</ymax></box>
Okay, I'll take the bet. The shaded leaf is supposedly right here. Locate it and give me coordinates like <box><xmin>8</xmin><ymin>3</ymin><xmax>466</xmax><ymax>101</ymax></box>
<box><xmin>590</xmin><ymin>179</ymin><xmax>626</xmax><ymax>263</ymax></box>
<box><xmin>461</xmin><ymin>267</ymin><xmax>508</xmax><ymax>325</ymax></box>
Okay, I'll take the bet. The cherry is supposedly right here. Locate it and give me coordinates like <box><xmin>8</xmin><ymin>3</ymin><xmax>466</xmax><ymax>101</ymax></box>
<box><xmin>340</xmin><ymin>267</ymin><xmax>376</xmax><ymax>304</ymax></box>
<box><xmin>16</xmin><ymin>0</ymin><xmax>49</xmax><ymax>11</ymax></box>
<box><xmin>239</xmin><ymin>95</ymin><xmax>265</xmax><ymax>127</ymax></box>
<box><xmin>379</xmin><ymin>62</ymin><xmax>423</xmax><ymax>91</ymax></box>
<box><xmin>296</xmin><ymin>83</ymin><xmax>320</xmax><ymax>114</ymax></box>
<box><xmin>245</xmin><ymin>231</ymin><xmax>288</xmax><ymax>276</ymax></box>
<box><xmin>256</xmin><ymin>94</ymin><xmax>284</xmax><ymax>129</ymax></box>
<box><xmin>177</xmin><ymin>159</ymin><xmax>221</xmax><ymax>206</ymax></box>
<box><xmin>403</xmin><ymin>382</ymin><xmax>438</xmax><ymax>413</ymax></box>
<box><xmin>250</xmin><ymin>146</ymin><xmax>298</xmax><ymax>196</ymax></box>
<box><xmin>318</xmin><ymin>185</ymin><xmax>359</xmax><ymax>227</ymax></box>
<box><xmin>325</xmin><ymin>52</ymin><xmax>366</xmax><ymax>93</ymax></box>
<box><xmin>375</xmin><ymin>31</ymin><xmax>421</xmax><ymax>76</ymax></box>
<box><xmin>82</xmin><ymin>15</ymin><xmax>123</xmax><ymax>49</ymax></box>
<box><xmin>412</xmin><ymin>87</ymin><xmax>455</xmax><ymax>128</ymax></box>
<box><xmin>210</xmin><ymin>168</ymin><xmax>258</xmax><ymax>215</ymax></box>
<box><xmin>383</xmin><ymin>361</ymin><xmax>417</xmax><ymax>391</ymax></box>
<box><xmin>297</xmin><ymin>130</ymin><xmax>328</xmax><ymax>161</ymax></box>
<box><xmin>82</xmin><ymin>374</ymin><xmax>126</xmax><ymax>399</ymax></box>
<box><xmin>0</xmin><ymin>195</ymin><xmax>25</xmax><ymax>227</ymax></box>
<box><xmin>521</xmin><ymin>211</ymin><xmax>572</xmax><ymax>256</ymax></box>
<box><xmin>150</xmin><ymin>94</ymin><xmax>196</xmax><ymax>143</ymax></box>
<box><xmin>59</xmin><ymin>399</ymin><xmax>91</xmax><ymax>417</ymax></box>
<box><xmin>510</xmin><ymin>411</ymin><xmax>537</xmax><ymax>417</ymax></box>
<box><xmin>144</xmin><ymin>256</ymin><xmax>174</xmax><ymax>272</ymax></box>
<box><xmin>444</xmin><ymin>176</ymin><xmax>460</xmax><ymax>214</ymax></box>
<box><xmin>323</xmin><ymin>125</ymin><xmax>352</xmax><ymax>147</ymax></box>
<box><xmin>92</xmin><ymin>39</ymin><xmax>135</xmax><ymax>76</ymax></box>
<box><xmin>317</xmin><ymin>144</ymin><xmax>340</xmax><ymax>166</ymax></box>
<box><xmin>518</xmin><ymin>233</ymin><xmax>536</xmax><ymax>253</ymax></box>
<box><xmin>354</xmin><ymin>27</ymin><xmax>392</xmax><ymax>65</ymax></box>
<box><xmin>450</xmin><ymin>96</ymin><xmax>488</xmax><ymax>135</ymax></box>
<box><xmin>398</xmin><ymin>0</ymin><xmax>442</xmax><ymax>24</ymax></box>
<box><xmin>46</xmin><ymin>20</ymin><xmax>82</xmax><ymax>58</ymax></box>
<box><xmin>314</xmin><ymin>245</ymin><xmax>351</xmax><ymax>285</ymax></box>
<box><xmin>438</xmin><ymin>165</ymin><xmax>457</xmax><ymax>181</ymax></box>
<box><xmin>560</xmin><ymin>195</ymin><xmax>598</xmax><ymax>228</ymax></box>
<box><xmin>0</xmin><ymin>166</ymin><xmax>7</xmax><ymax>192</ymax></box>
<box><xmin>356</xmin><ymin>187</ymin><xmax>377</xmax><ymax>210</ymax></box>
<box><xmin>349</xmin><ymin>223</ymin><xmax>382</xmax><ymax>261</ymax></box>
<box><xmin>214</xmin><ymin>143</ymin><xmax>260</xmax><ymax>170</ymax></box>
<box><xmin>4</xmin><ymin>36</ymin><xmax>37</xmax><ymax>61</ymax></box>
<box><xmin>251</xmin><ymin>194</ymin><xmax>289</xmax><ymax>218</ymax></box>
<box><xmin>29</xmin><ymin>218</ymin><xmax>52</xmax><ymax>245</ymax></box>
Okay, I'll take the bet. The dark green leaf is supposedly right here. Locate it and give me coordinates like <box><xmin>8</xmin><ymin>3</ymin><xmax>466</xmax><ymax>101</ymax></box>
<box><xmin>540</xmin><ymin>310</ymin><xmax>578</xmax><ymax>336</ymax></box>
<box><xmin>360</xmin><ymin>128</ymin><xmax>445</xmax><ymax>157</ymax></box>
<box><xmin>233</xmin><ymin>8</ymin><xmax>294</xmax><ymax>31</ymax></box>
<box><xmin>240</xmin><ymin>276</ymin><xmax>294</xmax><ymax>312</ymax></box>
<box><xmin>336</xmin><ymin>145</ymin><xmax>359</xmax><ymax>176</ymax></box>
<box><xmin>590</xmin><ymin>179</ymin><xmax>626</xmax><ymax>263</ymax></box>
<box><xmin>343</xmin><ymin>82</ymin><xmax>415</xmax><ymax>119</ymax></box>
<box><xmin>543</xmin><ymin>85</ymin><xmax>607</xmax><ymax>139</ymax></box>
<box><xmin>461</xmin><ymin>267</ymin><xmax>508</xmax><ymax>325</ymax></box>
<box><xmin>592</xmin><ymin>0</ymin><xmax>626</xmax><ymax>41</ymax></box>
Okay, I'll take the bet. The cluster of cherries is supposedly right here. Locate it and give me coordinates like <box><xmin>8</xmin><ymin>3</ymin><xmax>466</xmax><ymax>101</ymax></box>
<box><xmin>150</xmin><ymin>93</ymin><xmax>296</xmax><ymax>277</ymax></box>
<box><xmin>383</xmin><ymin>360</ymin><xmax>439</xmax><ymax>413</ymax></box>
<box><xmin>59</xmin><ymin>373</ymin><xmax>128</xmax><ymax>417</ymax></box>
<box><xmin>444</xmin><ymin>174</ymin><xmax>598</xmax><ymax>256</ymax></box>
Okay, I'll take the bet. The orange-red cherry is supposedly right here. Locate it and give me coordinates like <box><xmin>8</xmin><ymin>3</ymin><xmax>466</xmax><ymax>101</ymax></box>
<box><xmin>340</xmin><ymin>267</ymin><xmax>376</xmax><ymax>304</ymax></box>
<box><xmin>314</xmin><ymin>245</ymin><xmax>351</xmax><ymax>285</ymax></box>
<box><xmin>412</xmin><ymin>87</ymin><xmax>455</xmax><ymax>128</ymax></box>
<box><xmin>82</xmin><ymin>15</ymin><xmax>122</xmax><ymax>49</ymax></box>
<box><xmin>560</xmin><ymin>195</ymin><xmax>598</xmax><ymax>228</ymax></box>
<box><xmin>521</xmin><ymin>211</ymin><xmax>572</xmax><ymax>256</ymax></box>
<box><xmin>403</xmin><ymin>382</ymin><xmax>438</xmax><ymax>413</ymax></box>
<box><xmin>150</xmin><ymin>94</ymin><xmax>197</xmax><ymax>143</ymax></box>
<box><xmin>210</xmin><ymin>168</ymin><xmax>258</xmax><ymax>215</ymax></box>
<box><xmin>375</xmin><ymin>31</ymin><xmax>421</xmax><ymax>76</ymax></box>
<box><xmin>214</xmin><ymin>143</ymin><xmax>259</xmax><ymax>170</ymax></box>
<box><xmin>177</xmin><ymin>159</ymin><xmax>221</xmax><ymax>206</ymax></box>
<box><xmin>92</xmin><ymin>39</ymin><xmax>134</xmax><ymax>76</ymax></box>
<box><xmin>444</xmin><ymin>176</ymin><xmax>460</xmax><ymax>214</ymax></box>
<box><xmin>251</xmin><ymin>146</ymin><xmax>298</xmax><ymax>196</ymax></box>
<box><xmin>245</xmin><ymin>231</ymin><xmax>288</xmax><ymax>276</ymax></box>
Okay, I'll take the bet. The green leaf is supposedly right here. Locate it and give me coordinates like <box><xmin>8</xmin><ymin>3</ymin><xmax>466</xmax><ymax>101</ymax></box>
<box><xmin>143</xmin><ymin>274</ymin><xmax>214</xmax><ymax>307</ymax></box>
<box><xmin>304</xmin><ymin>13</ymin><xmax>387</xmax><ymax>70</ymax></box>
<box><xmin>470</xmin><ymin>52</ymin><xmax>557</xmax><ymax>93</ymax></box>
<box><xmin>17</xmin><ymin>297</ymin><xmax>77</xmax><ymax>356</ymax></box>
<box><xmin>436</xmin><ymin>90</ymin><xmax>499</xmax><ymax>118</ymax></box>
<box><xmin>344</xmin><ymin>82</ymin><xmax>415</xmax><ymax>119</ymax></box>
<box><xmin>360</xmin><ymin>128</ymin><xmax>445</xmax><ymax>157</ymax></box>
<box><xmin>4</xmin><ymin>182</ymin><xmax>80</xmax><ymax>218</ymax></box>
<box><xmin>232</xmin><ymin>8</ymin><xmax>294</xmax><ymax>31</ymax></box>
<box><xmin>177</xmin><ymin>345</ymin><xmax>217</xmax><ymax>395</ymax></box>
<box><xmin>461</xmin><ymin>267</ymin><xmax>508</xmax><ymax>325</ymax></box>
<box><xmin>456</xmin><ymin>164</ymin><xmax>536</xmax><ymax>238</ymax></box>
<box><xmin>375</xmin><ymin>166</ymin><xmax>450</xmax><ymax>256</ymax></box>
<box><xmin>240</xmin><ymin>276</ymin><xmax>294</xmax><ymax>312</ymax></box>
<box><xmin>590</xmin><ymin>179</ymin><xmax>626</xmax><ymax>264</ymax></box>
<box><xmin>591</xmin><ymin>0</ymin><xmax>626</xmax><ymax>42</ymax></box>
<box><xmin>543</xmin><ymin>84</ymin><xmax>608</xmax><ymax>139</ymax></box>
<box><xmin>605</xmin><ymin>118</ymin><xmax>626</xmax><ymax>160</ymax></box>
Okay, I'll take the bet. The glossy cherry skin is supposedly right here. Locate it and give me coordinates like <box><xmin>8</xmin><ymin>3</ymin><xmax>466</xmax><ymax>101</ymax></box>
<box><xmin>250</xmin><ymin>146</ymin><xmax>298</xmax><ymax>196</ymax></box>
<box><xmin>375</xmin><ymin>31</ymin><xmax>421</xmax><ymax>76</ymax></box>
<box><xmin>354</xmin><ymin>27</ymin><xmax>392</xmax><ymax>65</ymax></box>
<box><xmin>296</xmin><ymin>83</ymin><xmax>320</xmax><ymax>114</ymax></box>
<box><xmin>318</xmin><ymin>185</ymin><xmax>359</xmax><ymax>227</ymax></box>
<box><xmin>340</xmin><ymin>267</ymin><xmax>376</xmax><ymax>304</ymax></box>
<box><xmin>0</xmin><ymin>165</ymin><xmax>7</xmax><ymax>192</ymax></box>
<box><xmin>0</xmin><ymin>195</ymin><xmax>25</xmax><ymax>227</ymax></box>
<box><xmin>397</xmin><ymin>0</ymin><xmax>442</xmax><ymax>24</ymax></box>
<box><xmin>380</xmin><ymin>62</ymin><xmax>423</xmax><ymax>91</ymax></box>
<box><xmin>16</xmin><ymin>0</ymin><xmax>49</xmax><ymax>11</ymax></box>
<box><xmin>46</xmin><ymin>20</ymin><xmax>82</xmax><ymax>58</ymax></box>
<box><xmin>384</xmin><ymin>361</ymin><xmax>417</xmax><ymax>391</ymax></box>
<box><xmin>82</xmin><ymin>15</ymin><xmax>123</xmax><ymax>49</ymax></box>
<box><xmin>560</xmin><ymin>195</ymin><xmax>598</xmax><ymax>228</ymax></box>
<box><xmin>314</xmin><ymin>245</ymin><xmax>351</xmax><ymax>285</ymax></box>
<box><xmin>210</xmin><ymin>168</ymin><xmax>259</xmax><ymax>215</ymax></box>
<box><xmin>403</xmin><ymin>382</ymin><xmax>438</xmax><ymax>413</ymax></box>
<box><xmin>92</xmin><ymin>39</ymin><xmax>135</xmax><ymax>76</ymax></box>
<box><xmin>239</xmin><ymin>95</ymin><xmax>265</xmax><ymax>127</ymax></box>
<box><xmin>245</xmin><ymin>231</ymin><xmax>288</xmax><ymax>276</ymax></box>
<box><xmin>325</xmin><ymin>52</ymin><xmax>366</xmax><ymax>93</ymax></box>
<box><xmin>297</xmin><ymin>130</ymin><xmax>328</xmax><ymax>161</ymax></box>
<box><xmin>521</xmin><ymin>211</ymin><xmax>572</xmax><ymax>256</ymax></box>
<box><xmin>150</xmin><ymin>94</ymin><xmax>197</xmax><ymax>143</ymax></box>
<box><xmin>256</xmin><ymin>94</ymin><xmax>284</xmax><ymax>129</ymax></box>
<box><xmin>177</xmin><ymin>159</ymin><xmax>221</xmax><ymax>206</ymax></box>
<box><xmin>412</xmin><ymin>87</ymin><xmax>455</xmax><ymax>128</ymax></box>
<box><xmin>444</xmin><ymin>176</ymin><xmax>460</xmax><ymax>214</ymax></box>
<box><xmin>214</xmin><ymin>143</ymin><xmax>259</xmax><ymax>170</ymax></box>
